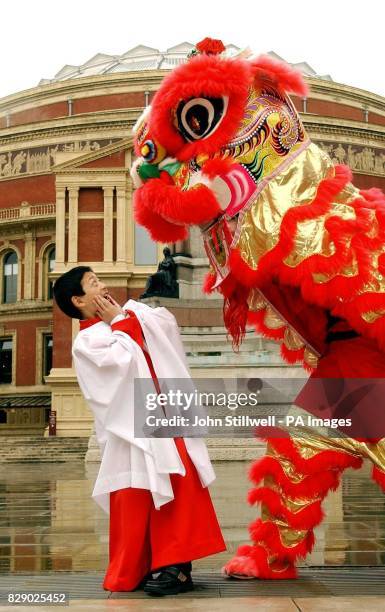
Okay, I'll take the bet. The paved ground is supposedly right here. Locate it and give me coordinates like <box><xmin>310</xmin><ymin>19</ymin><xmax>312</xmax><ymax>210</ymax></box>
<box><xmin>1</xmin><ymin>459</ymin><xmax>384</xmax><ymax>573</ymax></box>
<box><xmin>0</xmin><ymin>570</ymin><xmax>385</xmax><ymax>610</ymax></box>
<box><xmin>1</xmin><ymin>459</ymin><xmax>385</xmax><ymax>609</ymax></box>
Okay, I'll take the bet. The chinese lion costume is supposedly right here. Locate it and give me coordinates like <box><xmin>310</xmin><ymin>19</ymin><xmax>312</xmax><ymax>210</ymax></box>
<box><xmin>131</xmin><ymin>38</ymin><xmax>385</xmax><ymax>579</ymax></box>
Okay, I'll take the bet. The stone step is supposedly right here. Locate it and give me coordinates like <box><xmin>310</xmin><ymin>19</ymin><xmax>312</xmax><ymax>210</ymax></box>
<box><xmin>0</xmin><ymin>436</ymin><xmax>89</xmax><ymax>463</ymax></box>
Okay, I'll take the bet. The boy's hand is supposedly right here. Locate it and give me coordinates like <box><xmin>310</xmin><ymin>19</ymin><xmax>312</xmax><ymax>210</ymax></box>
<box><xmin>93</xmin><ymin>296</ymin><xmax>123</xmax><ymax>324</ymax></box>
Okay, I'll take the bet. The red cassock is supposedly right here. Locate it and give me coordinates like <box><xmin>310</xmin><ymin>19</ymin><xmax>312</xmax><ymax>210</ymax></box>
<box><xmin>80</xmin><ymin>312</ymin><xmax>226</xmax><ymax>592</ymax></box>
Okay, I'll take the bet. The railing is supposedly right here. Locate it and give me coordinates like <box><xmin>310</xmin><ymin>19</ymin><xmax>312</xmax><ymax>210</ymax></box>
<box><xmin>0</xmin><ymin>202</ymin><xmax>56</xmax><ymax>223</ymax></box>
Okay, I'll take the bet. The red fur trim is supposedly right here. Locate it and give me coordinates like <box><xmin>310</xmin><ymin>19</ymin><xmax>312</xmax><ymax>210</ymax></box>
<box><xmin>249</xmin><ymin>518</ymin><xmax>314</xmax><ymax>561</ymax></box>
<box><xmin>249</xmin><ymin>546</ymin><xmax>297</xmax><ymax>579</ymax></box>
<box><xmin>202</xmin><ymin>271</ymin><xmax>216</xmax><ymax>294</ymax></box>
<box><xmin>267</xmin><ymin>435</ymin><xmax>363</xmax><ymax>474</ymax></box>
<box><xmin>224</xmin><ymin>546</ymin><xmax>297</xmax><ymax>579</ymax></box>
<box><xmin>237</xmin><ymin>544</ymin><xmax>254</xmax><ymax>557</ymax></box>
<box><xmin>372</xmin><ymin>466</ymin><xmax>385</xmax><ymax>492</ymax></box>
<box><xmin>159</xmin><ymin>170</ymin><xmax>174</xmax><ymax>185</ymax></box>
<box><xmin>133</xmin><ymin>190</ymin><xmax>187</xmax><ymax>242</ymax></box>
<box><xmin>223</xmin><ymin>548</ymin><xmax>267</xmax><ymax>578</ymax></box>
<box><xmin>248</xmin><ymin>455</ymin><xmax>340</xmax><ymax>497</ymax></box>
<box><xmin>248</xmin><ymin>487</ymin><xmax>324</xmax><ymax>530</ymax></box>
<box><xmin>248</xmin><ymin>308</ymin><xmax>316</xmax><ymax>371</ymax></box>
<box><xmin>255</xmin><ymin>165</ymin><xmax>352</xmax><ymax>286</ymax></box>
<box><xmin>359</xmin><ymin>187</ymin><xmax>385</xmax><ymax>202</ymax></box>
<box><xmin>134</xmin><ymin>178</ymin><xmax>221</xmax><ymax>226</ymax></box>
<box><xmin>149</xmin><ymin>54</ymin><xmax>252</xmax><ymax>161</ymax></box>
<box><xmin>247</xmin><ymin>309</ymin><xmax>286</xmax><ymax>340</ymax></box>
<box><xmin>251</xmin><ymin>55</ymin><xmax>309</xmax><ymax>97</ymax></box>
<box><xmin>280</xmin><ymin>343</ymin><xmax>305</xmax><ymax>365</ymax></box>
<box><xmin>201</xmin><ymin>157</ymin><xmax>234</xmax><ymax>178</ymax></box>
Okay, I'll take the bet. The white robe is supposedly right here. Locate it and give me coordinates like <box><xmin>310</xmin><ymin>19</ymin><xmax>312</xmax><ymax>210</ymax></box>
<box><xmin>72</xmin><ymin>299</ymin><xmax>215</xmax><ymax>513</ymax></box>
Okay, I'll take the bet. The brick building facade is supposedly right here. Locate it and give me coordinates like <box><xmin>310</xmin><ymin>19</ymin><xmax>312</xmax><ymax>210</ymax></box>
<box><xmin>0</xmin><ymin>44</ymin><xmax>384</xmax><ymax>435</ymax></box>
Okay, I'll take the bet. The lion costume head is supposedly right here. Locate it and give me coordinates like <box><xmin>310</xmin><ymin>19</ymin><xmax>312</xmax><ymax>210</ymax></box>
<box><xmin>132</xmin><ymin>38</ymin><xmax>385</xmax><ymax>369</ymax></box>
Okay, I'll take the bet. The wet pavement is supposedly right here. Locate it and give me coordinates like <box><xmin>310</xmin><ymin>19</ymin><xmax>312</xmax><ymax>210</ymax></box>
<box><xmin>0</xmin><ymin>458</ymin><xmax>384</xmax><ymax>607</ymax></box>
<box><xmin>1</xmin><ymin>459</ymin><xmax>385</xmax><ymax>573</ymax></box>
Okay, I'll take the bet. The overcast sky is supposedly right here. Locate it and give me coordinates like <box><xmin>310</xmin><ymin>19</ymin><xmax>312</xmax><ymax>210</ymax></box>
<box><xmin>1</xmin><ymin>0</ymin><xmax>384</xmax><ymax>99</ymax></box>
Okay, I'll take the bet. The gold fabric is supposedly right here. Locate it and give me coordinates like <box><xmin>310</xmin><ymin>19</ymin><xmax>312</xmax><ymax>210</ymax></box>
<box><xmin>247</xmin><ymin>288</ymin><xmax>267</xmax><ymax>311</ymax></box>
<box><xmin>248</xmin><ymin>287</ymin><xmax>320</xmax><ymax>366</ymax></box>
<box><xmin>234</xmin><ymin>143</ymin><xmax>362</xmax><ymax>271</ymax></box>
<box><xmin>234</xmin><ymin>144</ymin><xmax>334</xmax><ymax>268</ymax></box>
<box><xmin>264</xmin><ymin>306</ymin><xmax>286</xmax><ymax>330</ymax></box>
<box><xmin>262</xmin><ymin>442</ymin><xmax>322</xmax><ymax>549</ymax></box>
<box><xmin>236</xmin><ymin>139</ymin><xmax>385</xmax><ymax>331</ymax></box>
<box><xmin>259</xmin><ymin>420</ymin><xmax>385</xmax><ymax>565</ymax></box>
<box><xmin>283</xmin><ymin>327</ymin><xmax>305</xmax><ymax>351</ymax></box>
<box><xmin>303</xmin><ymin>347</ymin><xmax>319</xmax><ymax>369</ymax></box>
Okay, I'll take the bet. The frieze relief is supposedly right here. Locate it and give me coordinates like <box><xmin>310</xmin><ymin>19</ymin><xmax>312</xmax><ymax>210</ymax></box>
<box><xmin>315</xmin><ymin>141</ymin><xmax>385</xmax><ymax>176</ymax></box>
<box><xmin>0</xmin><ymin>139</ymin><xmax>120</xmax><ymax>180</ymax></box>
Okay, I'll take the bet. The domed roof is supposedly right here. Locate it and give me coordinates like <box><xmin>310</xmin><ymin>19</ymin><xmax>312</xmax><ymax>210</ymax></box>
<box><xmin>39</xmin><ymin>43</ymin><xmax>332</xmax><ymax>85</ymax></box>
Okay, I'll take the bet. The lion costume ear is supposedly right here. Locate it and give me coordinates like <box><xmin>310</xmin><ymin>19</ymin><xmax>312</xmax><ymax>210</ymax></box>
<box><xmin>250</xmin><ymin>55</ymin><xmax>309</xmax><ymax>97</ymax></box>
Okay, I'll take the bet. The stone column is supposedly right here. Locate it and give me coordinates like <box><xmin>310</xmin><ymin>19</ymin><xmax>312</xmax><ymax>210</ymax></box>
<box><xmin>23</xmin><ymin>231</ymin><xmax>35</xmax><ymax>300</ymax></box>
<box><xmin>174</xmin><ymin>226</ymin><xmax>212</xmax><ymax>300</ymax></box>
<box><xmin>103</xmin><ymin>187</ymin><xmax>114</xmax><ymax>262</ymax></box>
<box><xmin>67</xmin><ymin>187</ymin><xmax>79</xmax><ymax>263</ymax></box>
<box><xmin>55</xmin><ymin>187</ymin><xmax>66</xmax><ymax>266</ymax></box>
<box><xmin>126</xmin><ymin>181</ymin><xmax>134</xmax><ymax>264</ymax></box>
<box><xmin>116</xmin><ymin>186</ymin><xmax>127</xmax><ymax>263</ymax></box>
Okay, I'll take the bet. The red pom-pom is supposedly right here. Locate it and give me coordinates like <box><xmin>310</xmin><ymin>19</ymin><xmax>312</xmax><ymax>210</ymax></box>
<box><xmin>196</xmin><ymin>37</ymin><xmax>225</xmax><ymax>55</ymax></box>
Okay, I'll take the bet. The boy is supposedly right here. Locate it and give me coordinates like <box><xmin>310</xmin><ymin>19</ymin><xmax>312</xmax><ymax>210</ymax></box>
<box><xmin>53</xmin><ymin>266</ymin><xmax>225</xmax><ymax>595</ymax></box>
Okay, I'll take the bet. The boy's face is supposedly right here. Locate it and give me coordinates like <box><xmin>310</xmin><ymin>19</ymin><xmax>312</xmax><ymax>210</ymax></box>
<box><xmin>71</xmin><ymin>271</ymin><xmax>110</xmax><ymax>318</ymax></box>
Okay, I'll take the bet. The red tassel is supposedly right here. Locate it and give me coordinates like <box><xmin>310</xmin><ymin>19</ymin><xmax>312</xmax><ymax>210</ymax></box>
<box><xmin>202</xmin><ymin>271</ymin><xmax>216</xmax><ymax>294</ymax></box>
<box><xmin>222</xmin><ymin>282</ymin><xmax>250</xmax><ymax>349</ymax></box>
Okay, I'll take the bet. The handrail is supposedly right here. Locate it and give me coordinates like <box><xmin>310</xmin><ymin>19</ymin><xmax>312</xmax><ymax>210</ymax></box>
<box><xmin>0</xmin><ymin>203</ymin><xmax>56</xmax><ymax>222</ymax></box>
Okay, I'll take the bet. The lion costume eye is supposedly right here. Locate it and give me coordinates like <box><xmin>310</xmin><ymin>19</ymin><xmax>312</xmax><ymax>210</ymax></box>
<box><xmin>176</xmin><ymin>96</ymin><xmax>228</xmax><ymax>142</ymax></box>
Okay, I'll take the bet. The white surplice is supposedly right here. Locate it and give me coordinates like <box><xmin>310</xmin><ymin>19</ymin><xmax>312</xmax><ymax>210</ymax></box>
<box><xmin>72</xmin><ymin>299</ymin><xmax>215</xmax><ymax>513</ymax></box>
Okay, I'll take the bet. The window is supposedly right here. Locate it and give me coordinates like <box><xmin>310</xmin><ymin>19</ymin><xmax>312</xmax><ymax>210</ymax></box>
<box><xmin>3</xmin><ymin>252</ymin><xmax>18</xmax><ymax>304</ymax></box>
<box><xmin>47</xmin><ymin>247</ymin><xmax>55</xmax><ymax>299</ymax></box>
<box><xmin>134</xmin><ymin>223</ymin><xmax>157</xmax><ymax>265</ymax></box>
<box><xmin>43</xmin><ymin>335</ymin><xmax>53</xmax><ymax>379</ymax></box>
<box><xmin>0</xmin><ymin>338</ymin><xmax>12</xmax><ymax>384</ymax></box>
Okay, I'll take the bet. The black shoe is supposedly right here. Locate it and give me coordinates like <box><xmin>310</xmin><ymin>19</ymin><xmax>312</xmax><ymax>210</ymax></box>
<box><xmin>144</xmin><ymin>564</ymin><xmax>194</xmax><ymax>597</ymax></box>
<box><xmin>135</xmin><ymin>573</ymin><xmax>152</xmax><ymax>590</ymax></box>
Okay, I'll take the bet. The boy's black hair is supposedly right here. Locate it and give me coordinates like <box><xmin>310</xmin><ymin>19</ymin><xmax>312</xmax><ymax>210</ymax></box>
<box><xmin>53</xmin><ymin>266</ymin><xmax>93</xmax><ymax>319</ymax></box>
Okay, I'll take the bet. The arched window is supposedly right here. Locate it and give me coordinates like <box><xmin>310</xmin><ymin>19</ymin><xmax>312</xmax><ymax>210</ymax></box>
<box><xmin>3</xmin><ymin>251</ymin><xmax>18</xmax><ymax>304</ymax></box>
<box><xmin>43</xmin><ymin>334</ymin><xmax>53</xmax><ymax>379</ymax></box>
<box><xmin>47</xmin><ymin>247</ymin><xmax>55</xmax><ymax>299</ymax></box>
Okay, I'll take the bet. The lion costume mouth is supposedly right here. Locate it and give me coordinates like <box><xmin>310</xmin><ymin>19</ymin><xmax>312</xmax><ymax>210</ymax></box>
<box><xmin>133</xmin><ymin>183</ymin><xmax>188</xmax><ymax>242</ymax></box>
<box><xmin>133</xmin><ymin>173</ymin><xmax>222</xmax><ymax>243</ymax></box>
